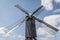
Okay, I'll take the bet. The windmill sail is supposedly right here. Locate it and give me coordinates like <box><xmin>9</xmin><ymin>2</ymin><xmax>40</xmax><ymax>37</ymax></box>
<box><xmin>15</xmin><ymin>5</ymin><xmax>29</xmax><ymax>15</ymax></box>
<box><xmin>34</xmin><ymin>16</ymin><xmax>58</xmax><ymax>35</ymax></box>
<box><xmin>4</xmin><ymin>18</ymin><xmax>28</xmax><ymax>34</ymax></box>
<box><xmin>32</xmin><ymin>5</ymin><xmax>44</xmax><ymax>16</ymax></box>
<box><xmin>42</xmin><ymin>24</ymin><xmax>58</xmax><ymax>35</ymax></box>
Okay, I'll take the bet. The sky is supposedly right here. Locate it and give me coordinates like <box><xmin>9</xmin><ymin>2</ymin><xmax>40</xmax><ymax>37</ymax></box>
<box><xmin>0</xmin><ymin>0</ymin><xmax>60</xmax><ymax>40</ymax></box>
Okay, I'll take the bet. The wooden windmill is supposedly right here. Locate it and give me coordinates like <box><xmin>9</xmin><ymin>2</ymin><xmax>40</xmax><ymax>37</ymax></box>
<box><xmin>4</xmin><ymin>5</ymin><xmax>59</xmax><ymax>40</ymax></box>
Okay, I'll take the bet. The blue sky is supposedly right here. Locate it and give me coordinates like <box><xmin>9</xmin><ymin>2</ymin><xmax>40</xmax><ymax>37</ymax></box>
<box><xmin>0</xmin><ymin>0</ymin><xmax>60</xmax><ymax>40</ymax></box>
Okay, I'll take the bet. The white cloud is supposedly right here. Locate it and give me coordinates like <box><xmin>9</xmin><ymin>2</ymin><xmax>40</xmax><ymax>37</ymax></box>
<box><xmin>43</xmin><ymin>14</ymin><xmax>60</xmax><ymax>36</ymax></box>
<box><xmin>0</xmin><ymin>27</ymin><xmax>13</xmax><ymax>38</ymax></box>
<box><xmin>0</xmin><ymin>27</ymin><xmax>24</xmax><ymax>40</ymax></box>
<box><xmin>37</xmin><ymin>27</ymin><xmax>49</xmax><ymax>35</ymax></box>
<box><xmin>55</xmin><ymin>29</ymin><xmax>60</xmax><ymax>40</ymax></box>
<box><xmin>37</xmin><ymin>14</ymin><xmax>60</xmax><ymax>40</ymax></box>
<box><xmin>37</xmin><ymin>15</ymin><xmax>60</xmax><ymax>35</ymax></box>
<box><xmin>41</xmin><ymin>0</ymin><xmax>60</xmax><ymax>11</ymax></box>
<box><xmin>55</xmin><ymin>0</ymin><xmax>60</xmax><ymax>3</ymax></box>
<box><xmin>18</xmin><ymin>35</ymin><xmax>25</xmax><ymax>40</ymax></box>
<box><xmin>0</xmin><ymin>27</ymin><xmax>8</xmax><ymax>34</ymax></box>
<box><xmin>44</xmin><ymin>15</ymin><xmax>60</xmax><ymax>27</ymax></box>
<box><xmin>8</xmin><ymin>34</ymin><xmax>25</xmax><ymax>40</ymax></box>
<box><xmin>53</xmin><ymin>9</ymin><xmax>60</xmax><ymax>14</ymax></box>
<box><xmin>41</xmin><ymin>0</ymin><xmax>53</xmax><ymax>10</ymax></box>
<box><xmin>40</xmin><ymin>37</ymin><xmax>50</xmax><ymax>40</ymax></box>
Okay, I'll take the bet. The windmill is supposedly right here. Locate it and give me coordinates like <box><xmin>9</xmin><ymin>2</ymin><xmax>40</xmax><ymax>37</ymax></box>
<box><xmin>4</xmin><ymin>5</ymin><xmax>59</xmax><ymax>40</ymax></box>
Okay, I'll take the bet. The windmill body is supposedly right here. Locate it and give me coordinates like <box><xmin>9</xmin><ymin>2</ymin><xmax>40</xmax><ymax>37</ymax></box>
<box><xmin>25</xmin><ymin>16</ymin><xmax>37</xmax><ymax>40</ymax></box>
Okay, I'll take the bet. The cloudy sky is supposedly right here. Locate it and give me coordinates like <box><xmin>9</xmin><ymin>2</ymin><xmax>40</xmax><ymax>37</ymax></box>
<box><xmin>0</xmin><ymin>0</ymin><xmax>60</xmax><ymax>40</ymax></box>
